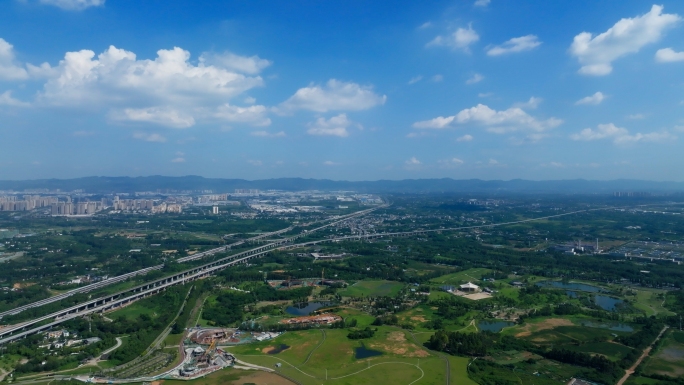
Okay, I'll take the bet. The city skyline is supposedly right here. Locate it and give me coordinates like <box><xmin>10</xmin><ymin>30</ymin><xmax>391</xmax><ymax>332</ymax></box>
<box><xmin>1</xmin><ymin>1</ymin><xmax>684</xmax><ymax>181</ymax></box>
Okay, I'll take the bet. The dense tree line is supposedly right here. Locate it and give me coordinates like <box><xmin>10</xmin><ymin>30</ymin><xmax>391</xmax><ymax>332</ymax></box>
<box><xmin>347</xmin><ymin>327</ymin><xmax>376</xmax><ymax>339</ymax></box>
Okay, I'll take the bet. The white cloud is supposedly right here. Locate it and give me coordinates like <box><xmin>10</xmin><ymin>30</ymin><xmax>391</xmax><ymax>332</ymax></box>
<box><xmin>465</xmin><ymin>73</ymin><xmax>484</xmax><ymax>84</ymax></box>
<box><xmin>427</xmin><ymin>24</ymin><xmax>480</xmax><ymax>52</ymax></box>
<box><xmin>570</xmin><ymin>123</ymin><xmax>675</xmax><ymax>144</ymax></box>
<box><xmin>488</xmin><ymin>158</ymin><xmax>499</xmax><ymax>165</ymax></box>
<box><xmin>405</xmin><ymin>157</ymin><xmax>422</xmax><ymax>165</ymax></box>
<box><xmin>307</xmin><ymin>113</ymin><xmax>357</xmax><ymax>137</ymax></box>
<box><xmin>39</xmin><ymin>0</ymin><xmax>105</xmax><ymax>10</ymax></box>
<box><xmin>279</xmin><ymin>79</ymin><xmax>386</xmax><ymax>113</ymax></box>
<box><xmin>478</xmin><ymin>92</ymin><xmax>493</xmax><ymax>98</ymax></box>
<box><xmin>486</xmin><ymin>35</ymin><xmax>541</xmax><ymax>56</ymax></box>
<box><xmin>439</xmin><ymin>157</ymin><xmax>465</xmax><ymax>168</ymax></box>
<box><xmin>570</xmin><ymin>5</ymin><xmax>680</xmax><ymax>75</ymax></box>
<box><xmin>112</xmin><ymin>107</ymin><xmax>195</xmax><ymax>128</ymax></box>
<box><xmin>32</xmin><ymin>45</ymin><xmax>272</xmax><ymax>128</ymax></box>
<box><xmin>513</xmin><ymin>97</ymin><xmax>542</xmax><ymax>110</ymax></box>
<box><xmin>199</xmin><ymin>51</ymin><xmax>271</xmax><ymax>75</ymax></box>
<box><xmin>251</xmin><ymin>130</ymin><xmax>286</xmax><ymax>138</ymax></box>
<box><xmin>247</xmin><ymin>160</ymin><xmax>263</xmax><ymax>166</ymax></box>
<box><xmin>244</xmin><ymin>96</ymin><xmax>256</xmax><ymax>104</ymax></box>
<box><xmin>575</xmin><ymin>91</ymin><xmax>606</xmax><ymax>105</ymax></box>
<box><xmin>413</xmin><ymin>104</ymin><xmax>562</xmax><ymax>136</ymax></box>
<box><xmin>457</xmin><ymin>134</ymin><xmax>473</xmax><ymax>142</ymax></box>
<box><xmin>432</xmin><ymin>74</ymin><xmax>444</xmax><ymax>82</ymax></box>
<box><xmin>0</xmin><ymin>91</ymin><xmax>30</xmax><ymax>107</ymax></box>
<box><xmin>419</xmin><ymin>22</ymin><xmax>433</xmax><ymax>29</ymax></box>
<box><xmin>0</xmin><ymin>38</ymin><xmax>29</xmax><ymax>80</ymax></box>
<box><xmin>323</xmin><ymin>160</ymin><xmax>341</xmax><ymax>166</ymax></box>
<box><xmin>408</xmin><ymin>75</ymin><xmax>423</xmax><ymax>85</ymax></box>
<box><xmin>132</xmin><ymin>132</ymin><xmax>167</xmax><ymax>143</ymax></box>
<box><xmin>474</xmin><ymin>0</ymin><xmax>490</xmax><ymax>7</ymax></box>
<box><xmin>655</xmin><ymin>47</ymin><xmax>684</xmax><ymax>62</ymax></box>
<box><xmin>213</xmin><ymin>104</ymin><xmax>271</xmax><ymax>126</ymax></box>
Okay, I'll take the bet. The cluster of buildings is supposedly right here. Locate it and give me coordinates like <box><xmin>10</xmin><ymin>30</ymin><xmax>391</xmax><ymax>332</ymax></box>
<box><xmin>52</xmin><ymin>200</ymin><xmax>104</xmax><ymax>216</ymax></box>
<box><xmin>553</xmin><ymin>240</ymin><xmax>602</xmax><ymax>255</ymax></box>
<box><xmin>281</xmin><ymin>314</ymin><xmax>342</xmax><ymax>325</ymax></box>
<box><xmin>0</xmin><ymin>195</ymin><xmax>58</xmax><ymax>211</ymax></box>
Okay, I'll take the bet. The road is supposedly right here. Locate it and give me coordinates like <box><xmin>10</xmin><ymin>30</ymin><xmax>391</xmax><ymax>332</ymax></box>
<box><xmin>616</xmin><ymin>326</ymin><xmax>669</xmax><ymax>385</ymax></box>
<box><xmin>0</xmin><ymin>205</ymin><xmax>383</xmax><ymax>320</ymax></box>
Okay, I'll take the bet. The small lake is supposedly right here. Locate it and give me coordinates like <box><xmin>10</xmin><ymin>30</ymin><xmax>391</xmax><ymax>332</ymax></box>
<box><xmin>594</xmin><ymin>295</ymin><xmax>623</xmax><ymax>311</ymax></box>
<box><xmin>537</xmin><ymin>281</ymin><xmax>604</xmax><ymax>293</ymax></box>
<box><xmin>267</xmin><ymin>344</ymin><xmax>290</xmax><ymax>354</ymax></box>
<box><xmin>478</xmin><ymin>320</ymin><xmax>516</xmax><ymax>333</ymax></box>
<box><xmin>285</xmin><ymin>301</ymin><xmax>332</xmax><ymax>316</ymax></box>
<box><xmin>355</xmin><ymin>343</ymin><xmax>383</xmax><ymax>359</ymax></box>
<box><xmin>580</xmin><ymin>321</ymin><xmax>633</xmax><ymax>332</ymax></box>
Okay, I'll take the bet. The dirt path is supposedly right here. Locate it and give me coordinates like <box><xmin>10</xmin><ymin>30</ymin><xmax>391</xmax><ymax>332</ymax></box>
<box><xmin>616</xmin><ymin>326</ymin><xmax>669</xmax><ymax>385</ymax></box>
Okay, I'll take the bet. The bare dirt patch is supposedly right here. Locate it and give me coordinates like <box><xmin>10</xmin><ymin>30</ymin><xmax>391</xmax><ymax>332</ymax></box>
<box><xmin>410</xmin><ymin>316</ymin><xmax>428</xmax><ymax>323</ymax></box>
<box><xmin>388</xmin><ymin>331</ymin><xmax>406</xmax><ymax>342</ymax></box>
<box><xmin>515</xmin><ymin>318</ymin><xmax>574</xmax><ymax>338</ymax></box>
<box><xmin>261</xmin><ymin>346</ymin><xmax>276</xmax><ymax>354</ymax></box>
<box><xmin>463</xmin><ymin>292</ymin><xmax>492</xmax><ymax>301</ymax></box>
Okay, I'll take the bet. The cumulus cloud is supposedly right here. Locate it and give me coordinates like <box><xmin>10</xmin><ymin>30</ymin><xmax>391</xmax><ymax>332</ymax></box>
<box><xmin>474</xmin><ymin>0</ymin><xmax>490</xmax><ymax>7</ymax></box>
<box><xmin>413</xmin><ymin>104</ymin><xmax>562</xmax><ymax>136</ymax></box>
<box><xmin>405</xmin><ymin>157</ymin><xmax>422</xmax><ymax>165</ymax></box>
<box><xmin>279</xmin><ymin>79</ymin><xmax>386</xmax><ymax>113</ymax></box>
<box><xmin>570</xmin><ymin>123</ymin><xmax>675</xmax><ymax>144</ymax></box>
<box><xmin>488</xmin><ymin>158</ymin><xmax>499</xmax><ymax>165</ymax></box>
<box><xmin>427</xmin><ymin>24</ymin><xmax>480</xmax><ymax>52</ymax></box>
<box><xmin>132</xmin><ymin>132</ymin><xmax>167</xmax><ymax>143</ymax></box>
<box><xmin>438</xmin><ymin>157</ymin><xmax>465</xmax><ymax>168</ymax></box>
<box><xmin>0</xmin><ymin>38</ymin><xmax>29</xmax><ymax>80</ymax></box>
<box><xmin>199</xmin><ymin>51</ymin><xmax>271</xmax><ymax>74</ymax></box>
<box><xmin>251</xmin><ymin>130</ymin><xmax>286</xmax><ymax>138</ymax></box>
<box><xmin>0</xmin><ymin>91</ymin><xmax>30</xmax><ymax>107</ymax></box>
<box><xmin>307</xmin><ymin>114</ymin><xmax>359</xmax><ymax>137</ymax></box>
<box><xmin>457</xmin><ymin>134</ymin><xmax>473</xmax><ymax>142</ymax></box>
<box><xmin>655</xmin><ymin>47</ymin><xmax>684</xmax><ymax>62</ymax></box>
<box><xmin>30</xmin><ymin>45</ymin><xmax>271</xmax><ymax>128</ymax></box>
<box><xmin>513</xmin><ymin>97</ymin><xmax>542</xmax><ymax>110</ymax></box>
<box><xmin>112</xmin><ymin>107</ymin><xmax>195</xmax><ymax>128</ymax></box>
<box><xmin>575</xmin><ymin>91</ymin><xmax>606</xmax><ymax>105</ymax></box>
<box><xmin>486</xmin><ymin>35</ymin><xmax>541</xmax><ymax>56</ymax></box>
<box><xmin>569</xmin><ymin>5</ymin><xmax>680</xmax><ymax>75</ymax></box>
<box><xmin>39</xmin><ymin>0</ymin><xmax>105</xmax><ymax>10</ymax></box>
<box><xmin>465</xmin><ymin>73</ymin><xmax>484</xmax><ymax>84</ymax></box>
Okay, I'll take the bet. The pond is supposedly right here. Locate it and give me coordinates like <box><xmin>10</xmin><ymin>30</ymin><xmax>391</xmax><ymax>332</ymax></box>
<box><xmin>266</xmin><ymin>344</ymin><xmax>290</xmax><ymax>354</ymax></box>
<box><xmin>594</xmin><ymin>295</ymin><xmax>623</xmax><ymax>311</ymax></box>
<box><xmin>566</xmin><ymin>290</ymin><xmax>579</xmax><ymax>298</ymax></box>
<box><xmin>536</xmin><ymin>281</ymin><xmax>604</xmax><ymax>293</ymax></box>
<box><xmin>355</xmin><ymin>343</ymin><xmax>383</xmax><ymax>359</ymax></box>
<box><xmin>579</xmin><ymin>321</ymin><xmax>633</xmax><ymax>332</ymax></box>
<box><xmin>285</xmin><ymin>302</ymin><xmax>332</xmax><ymax>316</ymax></box>
<box><xmin>478</xmin><ymin>320</ymin><xmax>516</xmax><ymax>333</ymax></box>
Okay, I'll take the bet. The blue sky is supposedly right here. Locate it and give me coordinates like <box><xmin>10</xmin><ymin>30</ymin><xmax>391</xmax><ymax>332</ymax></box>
<box><xmin>1</xmin><ymin>0</ymin><xmax>684</xmax><ymax>181</ymax></box>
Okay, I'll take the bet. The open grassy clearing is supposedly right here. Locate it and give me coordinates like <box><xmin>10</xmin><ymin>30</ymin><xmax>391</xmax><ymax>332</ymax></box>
<box><xmin>228</xmin><ymin>327</ymin><xmax>458</xmax><ymax>385</ymax></box>
<box><xmin>632</xmin><ymin>288</ymin><xmax>674</xmax><ymax>316</ymax></box>
<box><xmin>429</xmin><ymin>268</ymin><xmax>492</xmax><ymax>286</ymax></box>
<box><xmin>338</xmin><ymin>280</ymin><xmax>405</xmax><ymax>297</ymax></box>
<box><xmin>109</xmin><ymin>300</ymin><xmax>160</xmax><ymax>320</ymax></box>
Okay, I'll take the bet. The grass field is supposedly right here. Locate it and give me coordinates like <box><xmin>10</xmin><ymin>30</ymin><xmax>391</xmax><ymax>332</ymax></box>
<box><xmin>227</xmin><ymin>327</ymin><xmax>468</xmax><ymax>385</ymax></box>
<box><xmin>109</xmin><ymin>299</ymin><xmax>160</xmax><ymax>320</ymax></box>
<box><xmin>429</xmin><ymin>268</ymin><xmax>492</xmax><ymax>286</ymax></box>
<box><xmin>338</xmin><ymin>280</ymin><xmax>404</xmax><ymax>297</ymax></box>
<box><xmin>632</xmin><ymin>288</ymin><xmax>675</xmax><ymax>316</ymax></box>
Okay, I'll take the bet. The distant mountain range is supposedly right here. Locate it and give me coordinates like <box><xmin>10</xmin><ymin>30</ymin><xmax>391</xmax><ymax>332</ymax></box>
<box><xmin>1</xmin><ymin>176</ymin><xmax>684</xmax><ymax>194</ymax></box>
